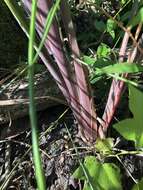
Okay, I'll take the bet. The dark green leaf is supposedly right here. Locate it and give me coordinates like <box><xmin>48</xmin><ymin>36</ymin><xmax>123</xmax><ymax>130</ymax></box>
<box><xmin>121</xmin><ymin>11</ymin><xmax>131</xmax><ymax>22</ymax></box>
<box><xmin>128</xmin><ymin>7</ymin><xmax>143</xmax><ymax>27</ymax></box>
<box><xmin>95</xmin><ymin>20</ymin><xmax>106</xmax><ymax>32</ymax></box>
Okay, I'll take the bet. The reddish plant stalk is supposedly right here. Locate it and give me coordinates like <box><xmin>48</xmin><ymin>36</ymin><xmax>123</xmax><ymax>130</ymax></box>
<box><xmin>23</xmin><ymin>0</ymin><xmax>99</xmax><ymax>141</ymax></box>
<box><xmin>23</xmin><ymin>1</ymin><xmax>69</xmax><ymax>96</ymax></box>
<box><xmin>22</xmin><ymin>0</ymin><xmax>71</xmax><ymax>102</ymax></box>
<box><xmin>23</xmin><ymin>0</ymin><xmax>88</xmax><ymax>136</ymax></box>
<box><xmin>100</xmin><ymin>24</ymin><xmax>142</xmax><ymax>136</ymax></box>
<box><xmin>60</xmin><ymin>1</ymin><xmax>99</xmax><ymax>140</ymax></box>
<box><xmin>100</xmin><ymin>31</ymin><xmax>130</xmax><ymax>132</ymax></box>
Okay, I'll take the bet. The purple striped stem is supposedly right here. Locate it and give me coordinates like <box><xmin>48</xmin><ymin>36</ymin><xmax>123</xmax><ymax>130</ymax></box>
<box><xmin>23</xmin><ymin>0</ymin><xmax>100</xmax><ymax>141</ymax></box>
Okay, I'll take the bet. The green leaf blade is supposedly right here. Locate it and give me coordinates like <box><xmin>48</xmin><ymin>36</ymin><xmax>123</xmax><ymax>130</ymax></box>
<box><xmin>73</xmin><ymin>156</ymin><xmax>122</xmax><ymax>190</ymax></box>
<box><xmin>95</xmin><ymin>63</ymin><xmax>143</xmax><ymax>76</ymax></box>
<box><xmin>113</xmin><ymin>85</ymin><xmax>143</xmax><ymax>149</ymax></box>
<box><xmin>132</xmin><ymin>178</ymin><xmax>143</xmax><ymax>190</ymax></box>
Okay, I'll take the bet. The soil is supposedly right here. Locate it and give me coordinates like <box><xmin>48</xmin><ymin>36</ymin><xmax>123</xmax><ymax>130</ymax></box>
<box><xmin>0</xmin><ymin>106</ymin><xmax>82</xmax><ymax>190</ymax></box>
<box><xmin>1</xmin><ymin>105</ymin><xmax>143</xmax><ymax>190</ymax></box>
<box><xmin>0</xmin><ymin>2</ymin><xmax>27</xmax><ymax>70</ymax></box>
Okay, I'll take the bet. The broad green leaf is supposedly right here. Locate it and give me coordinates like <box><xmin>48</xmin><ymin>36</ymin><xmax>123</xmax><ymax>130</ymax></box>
<box><xmin>94</xmin><ymin>63</ymin><xmax>143</xmax><ymax>75</ymax></box>
<box><xmin>113</xmin><ymin>85</ymin><xmax>143</xmax><ymax>148</ymax></box>
<box><xmin>108</xmin><ymin>30</ymin><xmax>115</xmax><ymax>39</ymax></box>
<box><xmin>97</xmin><ymin>43</ymin><xmax>111</xmax><ymax>58</ymax></box>
<box><xmin>92</xmin><ymin>58</ymin><xmax>111</xmax><ymax>67</ymax></box>
<box><xmin>106</xmin><ymin>19</ymin><xmax>116</xmax><ymax>39</ymax></box>
<box><xmin>132</xmin><ymin>178</ymin><xmax>143</xmax><ymax>190</ymax></box>
<box><xmin>83</xmin><ymin>56</ymin><xmax>96</xmax><ymax>65</ymax></box>
<box><xmin>107</xmin><ymin>19</ymin><xmax>116</xmax><ymax>31</ymax></box>
<box><xmin>73</xmin><ymin>156</ymin><xmax>122</xmax><ymax>190</ymax></box>
<box><xmin>83</xmin><ymin>56</ymin><xmax>110</xmax><ymax>67</ymax></box>
<box><xmin>95</xmin><ymin>138</ymin><xmax>114</xmax><ymax>156</ymax></box>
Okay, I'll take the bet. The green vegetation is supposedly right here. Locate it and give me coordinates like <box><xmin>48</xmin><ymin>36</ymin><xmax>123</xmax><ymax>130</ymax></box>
<box><xmin>1</xmin><ymin>0</ymin><xmax>143</xmax><ymax>189</ymax></box>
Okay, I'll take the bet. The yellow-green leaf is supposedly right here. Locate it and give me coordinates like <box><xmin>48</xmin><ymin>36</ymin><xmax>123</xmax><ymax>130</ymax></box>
<box><xmin>113</xmin><ymin>85</ymin><xmax>143</xmax><ymax>148</ymax></box>
<box><xmin>132</xmin><ymin>178</ymin><xmax>143</xmax><ymax>190</ymax></box>
<box><xmin>95</xmin><ymin>138</ymin><xmax>114</xmax><ymax>156</ymax></box>
<box><xmin>73</xmin><ymin>156</ymin><xmax>122</xmax><ymax>190</ymax></box>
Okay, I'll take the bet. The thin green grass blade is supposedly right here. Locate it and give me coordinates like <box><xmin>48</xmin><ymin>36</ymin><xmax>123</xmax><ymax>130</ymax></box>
<box><xmin>3</xmin><ymin>0</ymin><xmax>29</xmax><ymax>36</ymax></box>
<box><xmin>108</xmin><ymin>73</ymin><xmax>139</xmax><ymax>87</ymax></box>
<box><xmin>90</xmin><ymin>73</ymin><xmax>139</xmax><ymax>87</ymax></box>
<box><xmin>4</xmin><ymin>0</ymin><xmax>61</xmax><ymax>64</ymax></box>
<box><xmin>1</xmin><ymin>0</ymin><xmax>63</xmax><ymax>97</ymax></box>
<box><xmin>33</xmin><ymin>0</ymin><xmax>61</xmax><ymax>63</ymax></box>
<box><xmin>28</xmin><ymin>1</ymin><xmax>46</xmax><ymax>189</ymax></box>
<box><xmin>0</xmin><ymin>109</ymin><xmax>68</xmax><ymax>190</ymax></box>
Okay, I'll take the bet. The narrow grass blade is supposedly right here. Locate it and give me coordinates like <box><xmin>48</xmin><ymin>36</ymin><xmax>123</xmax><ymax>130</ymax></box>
<box><xmin>28</xmin><ymin>1</ymin><xmax>46</xmax><ymax>189</ymax></box>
